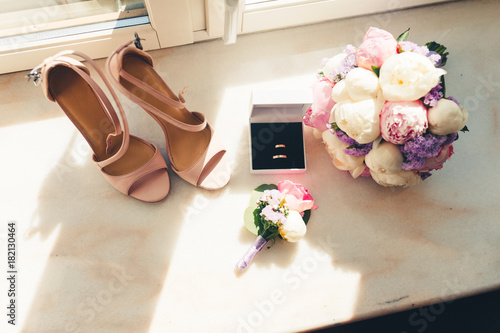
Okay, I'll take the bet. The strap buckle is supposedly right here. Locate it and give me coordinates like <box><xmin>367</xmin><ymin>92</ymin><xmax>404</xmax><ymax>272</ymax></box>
<box><xmin>26</xmin><ymin>71</ymin><xmax>41</xmax><ymax>86</ymax></box>
<box><xmin>133</xmin><ymin>32</ymin><xmax>145</xmax><ymax>50</ymax></box>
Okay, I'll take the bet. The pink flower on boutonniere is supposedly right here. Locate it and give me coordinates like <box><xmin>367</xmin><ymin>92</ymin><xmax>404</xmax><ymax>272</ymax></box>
<box><xmin>278</xmin><ymin>180</ymin><xmax>318</xmax><ymax>213</ymax></box>
<box><xmin>356</xmin><ymin>27</ymin><xmax>398</xmax><ymax>71</ymax></box>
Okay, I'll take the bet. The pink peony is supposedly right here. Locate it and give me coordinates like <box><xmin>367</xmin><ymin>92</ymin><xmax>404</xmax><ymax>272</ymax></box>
<box><xmin>417</xmin><ymin>145</ymin><xmax>454</xmax><ymax>172</ymax></box>
<box><xmin>304</xmin><ymin>79</ymin><xmax>336</xmax><ymax>131</ymax></box>
<box><xmin>303</xmin><ymin>106</ymin><xmax>330</xmax><ymax>132</ymax></box>
<box><xmin>380</xmin><ymin>100</ymin><xmax>428</xmax><ymax>145</ymax></box>
<box><xmin>278</xmin><ymin>180</ymin><xmax>318</xmax><ymax>212</ymax></box>
<box><xmin>356</xmin><ymin>27</ymin><xmax>398</xmax><ymax>71</ymax></box>
<box><xmin>312</xmin><ymin>78</ymin><xmax>336</xmax><ymax>112</ymax></box>
<box><xmin>359</xmin><ymin>166</ymin><xmax>371</xmax><ymax>177</ymax></box>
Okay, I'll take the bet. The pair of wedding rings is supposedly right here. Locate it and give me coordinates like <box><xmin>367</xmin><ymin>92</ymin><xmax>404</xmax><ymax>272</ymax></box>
<box><xmin>273</xmin><ymin>144</ymin><xmax>286</xmax><ymax>159</ymax></box>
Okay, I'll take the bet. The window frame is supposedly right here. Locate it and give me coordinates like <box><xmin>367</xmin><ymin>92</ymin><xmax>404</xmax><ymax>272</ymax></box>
<box><xmin>202</xmin><ymin>0</ymin><xmax>456</xmax><ymax>39</ymax></box>
<box><xmin>0</xmin><ymin>0</ymin><xmax>455</xmax><ymax>74</ymax></box>
<box><xmin>0</xmin><ymin>0</ymin><xmax>194</xmax><ymax>74</ymax></box>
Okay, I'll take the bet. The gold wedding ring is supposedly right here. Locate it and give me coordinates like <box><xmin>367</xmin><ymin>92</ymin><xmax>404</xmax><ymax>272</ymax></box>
<box><xmin>273</xmin><ymin>154</ymin><xmax>287</xmax><ymax>159</ymax></box>
<box><xmin>274</xmin><ymin>144</ymin><xmax>286</xmax><ymax>148</ymax></box>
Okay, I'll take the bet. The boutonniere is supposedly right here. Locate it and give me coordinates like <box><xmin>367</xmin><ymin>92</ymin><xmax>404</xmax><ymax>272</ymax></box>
<box><xmin>237</xmin><ymin>180</ymin><xmax>318</xmax><ymax>271</ymax></box>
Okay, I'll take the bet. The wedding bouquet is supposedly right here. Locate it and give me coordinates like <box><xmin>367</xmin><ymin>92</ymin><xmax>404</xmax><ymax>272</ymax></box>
<box><xmin>237</xmin><ymin>180</ymin><xmax>317</xmax><ymax>271</ymax></box>
<box><xmin>304</xmin><ymin>27</ymin><xmax>469</xmax><ymax>187</ymax></box>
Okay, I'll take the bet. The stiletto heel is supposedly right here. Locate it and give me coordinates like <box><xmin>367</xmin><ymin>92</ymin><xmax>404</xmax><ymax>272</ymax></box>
<box><xmin>106</xmin><ymin>35</ymin><xmax>230</xmax><ymax>190</ymax></box>
<box><xmin>30</xmin><ymin>50</ymin><xmax>171</xmax><ymax>202</ymax></box>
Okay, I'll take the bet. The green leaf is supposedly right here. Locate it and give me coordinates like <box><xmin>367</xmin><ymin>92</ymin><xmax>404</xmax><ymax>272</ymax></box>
<box><xmin>243</xmin><ymin>184</ymin><xmax>278</xmax><ymax>235</ymax></box>
<box><xmin>254</xmin><ymin>208</ymin><xmax>264</xmax><ymax>235</ymax></box>
<box><xmin>303</xmin><ymin>210</ymin><xmax>311</xmax><ymax>225</ymax></box>
<box><xmin>266</xmin><ymin>229</ymin><xmax>281</xmax><ymax>241</ymax></box>
<box><xmin>371</xmin><ymin>66</ymin><xmax>380</xmax><ymax>77</ymax></box>
<box><xmin>425</xmin><ymin>41</ymin><xmax>449</xmax><ymax>67</ymax></box>
<box><xmin>243</xmin><ymin>206</ymin><xmax>259</xmax><ymax>235</ymax></box>
<box><xmin>330</xmin><ymin>122</ymin><xmax>341</xmax><ymax>132</ymax></box>
<box><xmin>254</xmin><ymin>184</ymin><xmax>278</xmax><ymax>192</ymax></box>
<box><xmin>439</xmin><ymin>75</ymin><xmax>446</xmax><ymax>98</ymax></box>
<box><xmin>396</xmin><ymin>28</ymin><xmax>410</xmax><ymax>42</ymax></box>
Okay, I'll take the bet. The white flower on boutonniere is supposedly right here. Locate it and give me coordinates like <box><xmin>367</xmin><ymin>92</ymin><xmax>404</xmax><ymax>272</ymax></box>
<box><xmin>279</xmin><ymin>210</ymin><xmax>307</xmax><ymax>242</ymax></box>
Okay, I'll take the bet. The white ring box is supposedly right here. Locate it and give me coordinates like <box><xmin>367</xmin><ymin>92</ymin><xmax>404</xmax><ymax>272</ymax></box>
<box><xmin>249</xmin><ymin>89</ymin><xmax>312</xmax><ymax>174</ymax></box>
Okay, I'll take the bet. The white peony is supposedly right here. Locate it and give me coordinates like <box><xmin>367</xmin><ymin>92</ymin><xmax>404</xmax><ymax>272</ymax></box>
<box><xmin>344</xmin><ymin>67</ymin><xmax>381</xmax><ymax>102</ymax></box>
<box><xmin>379</xmin><ymin>52</ymin><xmax>447</xmax><ymax>101</ymax></box>
<box><xmin>331</xmin><ymin>79</ymin><xmax>350</xmax><ymax>103</ymax></box>
<box><xmin>279</xmin><ymin>210</ymin><xmax>307</xmax><ymax>242</ymax></box>
<box><xmin>322</xmin><ymin>53</ymin><xmax>347</xmax><ymax>79</ymax></box>
<box><xmin>370</xmin><ymin>169</ymin><xmax>421</xmax><ymax>187</ymax></box>
<box><xmin>365</xmin><ymin>140</ymin><xmax>403</xmax><ymax>175</ymax></box>
<box><xmin>334</xmin><ymin>97</ymin><xmax>383</xmax><ymax>144</ymax></box>
<box><xmin>321</xmin><ymin>130</ymin><xmax>366</xmax><ymax>178</ymax></box>
<box><xmin>427</xmin><ymin>98</ymin><xmax>468</xmax><ymax>135</ymax></box>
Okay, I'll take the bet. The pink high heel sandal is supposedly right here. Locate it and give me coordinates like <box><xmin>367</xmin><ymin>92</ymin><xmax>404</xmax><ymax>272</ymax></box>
<box><xmin>106</xmin><ymin>35</ymin><xmax>230</xmax><ymax>190</ymax></box>
<box><xmin>29</xmin><ymin>50</ymin><xmax>170</xmax><ymax>202</ymax></box>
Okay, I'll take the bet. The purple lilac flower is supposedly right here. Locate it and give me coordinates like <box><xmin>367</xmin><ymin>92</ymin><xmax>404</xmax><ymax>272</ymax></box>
<box><xmin>401</xmin><ymin>134</ymin><xmax>444</xmax><ymax>159</ymax></box>
<box><xmin>448</xmin><ymin>96</ymin><xmax>460</xmax><ymax>106</ymax></box>
<box><xmin>329</xmin><ymin>45</ymin><xmax>357</xmax><ymax>83</ymax></box>
<box><xmin>427</xmin><ymin>51</ymin><xmax>442</xmax><ymax>67</ymax></box>
<box><xmin>260</xmin><ymin>205</ymin><xmax>287</xmax><ymax>225</ymax></box>
<box><xmin>335</xmin><ymin>130</ymin><xmax>357</xmax><ymax>146</ymax></box>
<box><xmin>441</xmin><ymin>132</ymin><xmax>458</xmax><ymax>146</ymax></box>
<box><xmin>327</xmin><ymin>123</ymin><xmax>372</xmax><ymax>156</ymax></box>
<box><xmin>402</xmin><ymin>159</ymin><xmax>426</xmax><ymax>170</ymax></box>
<box><xmin>327</xmin><ymin>123</ymin><xmax>357</xmax><ymax>145</ymax></box>
<box><xmin>399</xmin><ymin>41</ymin><xmax>429</xmax><ymax>56</ymax></box>
<box><xmin>345</xmin><ymin>45</ymin><xmax>356</xmax><ymax>57</ymax></box>
<box><xmin>320</xmin><ymin>57</ymin><xmax>330</xmax><ymax>67</ymax></box>
<box><xmin>423</xmin><ymin>84</ymin><xmax>444</xmax><ymax>107</ymax></box>
<box><xmin>400</xmin><ymin>133</ymin><xmax>454</xmax><ymax>170</ymax></box>
<box><xmin>344</xmin><ymin>142</ymin><xmax>373</xmax><ymax>156</ymax></box>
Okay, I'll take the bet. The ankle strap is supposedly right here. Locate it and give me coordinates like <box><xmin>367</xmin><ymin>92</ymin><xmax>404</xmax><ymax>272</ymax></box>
<box><xmin>30</xmin><ymin>50</ymin><xmax>130</xmax><ymax>168</ymax></box>
<box><xmin>107</xmin><ymin>38</ymin><xmax>208</xmax><ymax>133</ymax></box>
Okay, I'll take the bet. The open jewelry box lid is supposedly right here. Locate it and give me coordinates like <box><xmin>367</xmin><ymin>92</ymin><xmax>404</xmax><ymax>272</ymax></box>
<box><xmin>249</xmin><ymin>89</ymin><xmax>312</xmax><ymax>174</ymax></box>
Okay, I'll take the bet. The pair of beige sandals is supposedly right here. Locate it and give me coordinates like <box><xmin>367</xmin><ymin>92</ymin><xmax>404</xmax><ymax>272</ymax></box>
<box><xmin>30</xmin><ymin>36</ymin><xmax>229</xmax><ymax>202</ymax></box>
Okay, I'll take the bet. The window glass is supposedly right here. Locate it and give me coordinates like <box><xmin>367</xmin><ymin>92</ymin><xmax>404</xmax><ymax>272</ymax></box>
<box><xmin>0</xmin><ymin>0</ymin><xmax>146</xmax><ymax>38</ymax></box>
